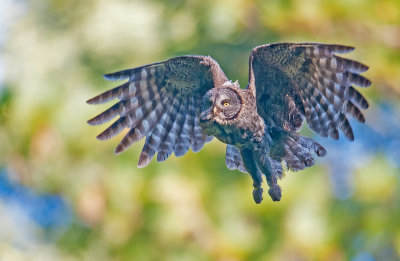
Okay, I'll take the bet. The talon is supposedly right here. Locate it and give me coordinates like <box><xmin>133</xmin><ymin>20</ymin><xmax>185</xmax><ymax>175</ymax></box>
<box><xmin>268</xmin><ymin>185</ymin><xmax>282</xmax><ymax>201</ymax></box>
<box><xmin>304</xmin><ymin>158</ymin><xmax>314</xmax><ymax>167</ymax></box>
<box><xmin>253</xmin><ymin>187</ymin><xmax>264</xmax><ymax>204</ymax></box>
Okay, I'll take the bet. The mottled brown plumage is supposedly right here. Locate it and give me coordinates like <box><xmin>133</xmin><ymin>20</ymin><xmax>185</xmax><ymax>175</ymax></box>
<box><xmin>87</xmin><ymin>43</ymin><xmax>371</xmax><ymax>203</ymax></box>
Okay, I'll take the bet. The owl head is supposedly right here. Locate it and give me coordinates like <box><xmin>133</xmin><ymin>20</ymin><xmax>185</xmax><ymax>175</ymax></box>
<box><xmin>200</xmin><ymin>81</ymin><xmax>242</xmax><ymax>126</ymax></box>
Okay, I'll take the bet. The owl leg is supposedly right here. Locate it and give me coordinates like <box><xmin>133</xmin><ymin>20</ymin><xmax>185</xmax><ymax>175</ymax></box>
<box><xmin>240</xmin><ymin>148</ymin><xmax>264</xmax><ymax>204</ymax></box>
<box><xmin>256</xmin><ymin>152</ymin><xmax>282</xmax><ymax>202</ymax></box>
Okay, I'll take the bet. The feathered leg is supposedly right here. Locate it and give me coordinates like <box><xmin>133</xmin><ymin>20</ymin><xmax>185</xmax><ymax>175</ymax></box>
<box><xmin>240</xmin><ymin>148</ymin><xmax>264</xmax><ymax>204</ymax></box>
<box><xmin>255</xmin><ymin>150</ymin><xmax>282</xmax><ymax>201</ymax></box>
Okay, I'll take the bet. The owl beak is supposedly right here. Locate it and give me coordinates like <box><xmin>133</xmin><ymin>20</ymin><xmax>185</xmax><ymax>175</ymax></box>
<box><xmin>213</xmin><ymin>106</ymin><xmax>217</xmax><ymax>114</ymax></box>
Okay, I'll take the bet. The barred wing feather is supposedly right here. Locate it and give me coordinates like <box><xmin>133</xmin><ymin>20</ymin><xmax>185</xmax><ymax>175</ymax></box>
<box><xmin>87</xmin><ymin>56</ymin><xmax>228</xmax><ymax>167</ymax></box>
<box><xmin>249</xmin><ymin>43</ymin><xmax>371</xmax><ymax>140</ymax></box>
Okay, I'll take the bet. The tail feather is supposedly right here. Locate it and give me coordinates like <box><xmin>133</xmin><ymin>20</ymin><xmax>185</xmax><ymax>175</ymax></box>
<box><xmin>225</xmin><ymin>129</ymin><xmax>326</xmax><ymax>177</ymax></box>
<box><xmin>282</xmin><ymin>134</ymin><xmax>326</xmax><ymax>171</ymax></box>
<box><xmin>225</xmin><ymin>145</ymin><xmax>247</xmax><ymax>173</ymax></box>
<box><xmin>269</xmin><ymin>128</ymin><xmax>326</xmax><ymax>172</ymax></box>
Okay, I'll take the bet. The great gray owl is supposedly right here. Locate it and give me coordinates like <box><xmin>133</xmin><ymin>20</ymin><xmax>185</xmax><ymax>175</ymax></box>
<box><xmin>87</xmin><ymin>43</ymin><xmax>371</xmax><ymax>203</ymax></box>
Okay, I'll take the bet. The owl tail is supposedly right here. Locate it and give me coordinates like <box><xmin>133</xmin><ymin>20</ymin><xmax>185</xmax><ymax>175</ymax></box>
<box><xmin>225</xmin><ymin>133</ymin><xmax>326</xmax><ymax>203</ymax></box>
<box><xmin>278</xmin><ymin>133</ymin><xmax>327</xmax><ymax>172</ymax></box>
<box><xmin>225</xmin><ymin>132</ymin><xmax>326</xmax><ymax>175</ymax></box>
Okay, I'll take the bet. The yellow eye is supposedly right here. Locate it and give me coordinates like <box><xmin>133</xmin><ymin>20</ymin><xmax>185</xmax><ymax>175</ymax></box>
<box><xmin>223</xmin><ymin>101</ymin><xmax>230</xmax><ymax>106</ymax></box>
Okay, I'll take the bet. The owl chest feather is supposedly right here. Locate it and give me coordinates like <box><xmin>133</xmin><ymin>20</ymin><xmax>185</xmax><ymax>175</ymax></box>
<box><xmin>205</xmin><ymin>113</ymin><xmax>266</xmax><ymax>148</ymax></box>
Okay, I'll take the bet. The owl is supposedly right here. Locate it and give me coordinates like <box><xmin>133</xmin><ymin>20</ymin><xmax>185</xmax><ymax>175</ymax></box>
<box><xmin>87</xmin><ymin>43</ymin><xmax>371</xmax><ymax>203</ymax></box>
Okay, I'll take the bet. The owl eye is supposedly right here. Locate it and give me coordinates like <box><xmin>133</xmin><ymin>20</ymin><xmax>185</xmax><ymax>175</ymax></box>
<box><xmin>222</xmin><ymin>101</ymin><xmax>230</xmax><ymax>107</ymax></box>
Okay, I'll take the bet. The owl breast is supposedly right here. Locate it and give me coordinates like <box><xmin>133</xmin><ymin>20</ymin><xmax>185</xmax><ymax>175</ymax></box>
<box><xmin>200</xmin><ymin>114</ymin><xmax>265</xmax><ymax>148</ymax></box>
<box><xmin>200</xmin><ymin>121</ymin><xmax>236</xmax><ymax>145</ymax></box>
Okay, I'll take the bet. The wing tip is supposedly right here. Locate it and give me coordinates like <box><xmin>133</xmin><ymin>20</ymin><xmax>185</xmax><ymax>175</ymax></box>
<box><xmin>103</xmin><ymin>71</ymin><xmax>131</xmax><ymax>82</ymax></box>
<box><xmin>362</xmin><ymin>100</ymin><xmax>370</xmax><ymax>110</ymax></box>
<box><xmin>86</xmin><ymin>93</ymin><xmax>114</xmax><ymax>105</ymax></box>
<box><xmin>103</xmin><ymin>74</ymin><xmax>116</xmax><ymax>81</ymax></box>
<box><xmin>87</xmin><ymin>118</ymin><xmax>99</xmax><ymax>126</ymax></box>
<box><xmin>87</xmin><ymin>97</ymin><xmax>99</xmax><ymax>104</ymax></box>
<box><xmin>191</xmin><ymin>142</ymin><xmax>205</xmax><ymax>153</ymax></box>
<box><xmin>137</xmin><ymin>152</ymin><xmax>153</xmax><ymax>168</ymax></box>
<box><xmin>344</xmin><ymin>131</ymin><xmax>355</xmax><ymax>141</ymax></box>
<box><xmin>320</xmin><ymin>43</ymin><xmax>355</xmax><ymax>54</ymax></box>
<box><xmin>335</xmin><ymin>45</ymin><xmax>355</xmax><ymax>53</ymax></box>
<box><xmin>114</xmin><ymin>145</ymin><xmax>125</xmax><ymax>155</ymax></box>
<box><xmin>316</xmin><ymin>146</ymin><xmax>327</xmax><ymax>157</ymax></box>
<box><xmin>365</xmin><ymin>78</ymin><xmax>372</xmax><ymax>87</ymax></box>
<box><xmin>96</xmin><ymin>132</ymin><xmax>110</xmax><ymax>141</ymax></box>
<box><xmin>103</xmin><ymin>73</ymin><xmax>116</xmax><ymax>81</ymax></box>
<box><xmin>174</xmin><ymin>146</ymin><xmax>190</xmax><ymax>157</ymax></box>
<box><xmin>226</xmin><ymin>165</ymin><xmax>237</xmax><ymax>171</ymax></box>
<box><xmin>360</xmin><ymin>64</ymin><xmax>369</xmax><ymax>73</ymax></box>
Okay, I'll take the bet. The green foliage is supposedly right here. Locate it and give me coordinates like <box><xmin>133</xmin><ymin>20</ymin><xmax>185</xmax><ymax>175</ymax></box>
<box><xmin>1</xmin><ymin>0</ymin><xmax>399</xmax><ymax>260</ymax></box>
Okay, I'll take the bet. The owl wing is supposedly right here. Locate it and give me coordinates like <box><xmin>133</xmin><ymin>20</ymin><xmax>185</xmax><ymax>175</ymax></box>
<box><xmin>87</xmin><ymin>55</ymin><xmax>228</xmax><ymax>167</ymax></box>
<box><xmin>248</xmin><ymin>43</ymin><xmax>371</xmax><ymax>140</ymax></box>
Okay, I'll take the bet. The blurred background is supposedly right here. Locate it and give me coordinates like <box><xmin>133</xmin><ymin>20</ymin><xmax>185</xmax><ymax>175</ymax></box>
<box><xmin>0</xmin><ymin>0</ymin><xmax>399</xmax><ymax>260</ymax></box>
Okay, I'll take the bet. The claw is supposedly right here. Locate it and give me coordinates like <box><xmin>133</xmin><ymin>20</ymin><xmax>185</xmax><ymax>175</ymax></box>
<box><xmin>268</xmin><ymin>185</ymin><xmax>282</xmax><ymax>201</ymax></box>
<box><xmin>253</xmin><ymin>186</ymin><xmax>264</xmax><ymax>204</ymax></box>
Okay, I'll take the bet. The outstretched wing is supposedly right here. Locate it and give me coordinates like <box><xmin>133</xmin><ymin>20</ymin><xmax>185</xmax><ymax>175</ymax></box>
<box><xmin>249</xmin><ymin>43</ymin><xmax>371</xmax><ymax>140</ymax></box>
<box><xmin>87</xmin><ymin>55</ymin><xmax>228</xmax><ymax>167</ymax></box>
